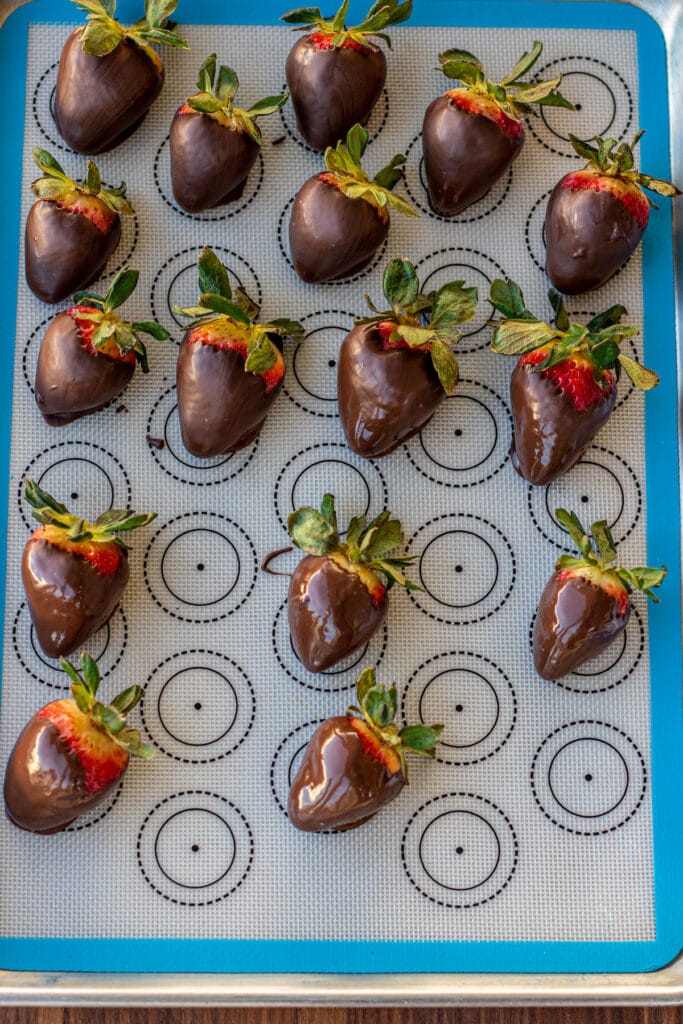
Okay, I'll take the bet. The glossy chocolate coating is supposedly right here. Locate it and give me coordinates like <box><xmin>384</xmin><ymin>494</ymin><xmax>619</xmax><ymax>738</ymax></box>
<box><xmin>288</xmin><ymin>555</ymin><xmax>387</xmax><ymax>672</ymax></box>
<box><xmin>544</xmin><ymin>175</ymin><xmax>644</xmax><ymax>294</ymax></box>
<box><xmin>35</xmin><ymin>311</ymin><xmax>134</xmax><ymax>426</ymax></box>
<box><xmin>285</xmin><ymin>37</ymin><xmax>386</xmax><ymax>152</ymax></box>
<box><xmin>288</xmin><ymin>715</ymin><xmax>405</xmax><ymax>831</ymax></box>
<box><xmin>176</xmin><ymin>338</ymin><xmax>281</xmax><ymax>457</ymax></box>
<box><xmin>54</xmin><ymin>30</ymin><xmax>163</xmax><ymax>154</ymax></box>
<box><xmin>170</xmin><ymin>111</ymin><xmax>260</xmax><ymax>213</ymax></box>
<box><xmin>422</xmin><ymin>94</ymin><xmax>523</xmax><ymax>217</ymax></box>
<box><xmin>25</xmin><ymin>200</ymin><xmax>121</xmax><ymax>305</ymax></box>
<box><xmin>533</xmin><ymin>571</ymin><xmax>629</xmax><ymax>680</ymax></box>
<box><xmin>22</xmin><ymin>537</ymin><xmax>128</xmax><ymax>659</ymax></box>
<box><xmin>289</xmin><ymin>176</ymin><xmax>389</xmax><ymax>283</ymax></box>
<box><xmin>4</xmin><ymin>715</ymin><xmax>118</xmax><ymax>833</ymax></box>
<box><xmin>338</xmin><ymin>323</ymin><xmax>444</xmax><ymax>457</ymax></box>
<box><xmin>509</xmin><ymin>361</ymin><xmax>616</xmax><ymax>485</ymax></box>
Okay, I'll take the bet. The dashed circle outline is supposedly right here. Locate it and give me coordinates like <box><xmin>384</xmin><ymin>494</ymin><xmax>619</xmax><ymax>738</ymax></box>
<box><xmin>136</xmin><ymin>790</ymin><xmax>254</xmax><ymax>906</ymax></box>
<box><xmin>139</xmin><ymin>649</ymin><xmax>256</xmax><ymax>764</ymax></box>
<box><xmin>530</xmin><ymin>720</ymin><xmax>647</xmax><ymax>835</ymax></box>
<box><xmin>401</xmin><ymin>792</ymin><xmax>519</xmax><ymax>909</ymax></box>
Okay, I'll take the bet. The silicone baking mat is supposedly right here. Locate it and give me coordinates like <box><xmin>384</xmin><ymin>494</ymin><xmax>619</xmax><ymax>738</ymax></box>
<box><xmin>0</xmin><ymin>0</ymin><xmax>680</xmax><ymax>976</ymax></box>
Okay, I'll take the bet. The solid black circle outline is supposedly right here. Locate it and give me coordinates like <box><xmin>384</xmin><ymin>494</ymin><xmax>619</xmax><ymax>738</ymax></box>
<box><xmin>418</xmin><ymin>667</ymin><xmax>500</xmax><ymax>749</ymax></box>
<box><xmin>283</xmin><ymin>308</ymin><xmax>354</xmax><ymax>419</ymax></box>
<box><xmin>292</xmin><ymin>458</ymin><xmax>371</xmax><ymax>520</ymax></box>
<box><xmin>153</xmin><ymin>808</ymin><xmax>237</xmax><ymax>890</ymax></box>
<box><xmin>156</xmin><ymin>666</ymin><xmax>239</xmax><ymax>746</ymax></box>
<box><xmin>547</xmin><ymin>737</ymin><xmax>630</xmax><ymax>819</ymax></box>
<box><xmin>540</xmin><ymin>70</ymin><xmax>617</xmax><ymax>142</ymax></box>
<box><xmin>162</xmin><ymin>402</ymin><xmax>233</xmax><ymax>470</ymax></box>
<box><xmin>137</xmin><ymin>790</ymin><xmax>254</xmax><ymax>906</ymax></box>
<box><xmin>159</xmin><ymin>528</ymin><xmax>241</xmax><ymax>607</ymax></box>
<box><xmin>419</xmin><ymin>529</ymin><xmax>499</xmax><ymax>610</ymax></box>
<box><xmin>418</xmin><ymin>393</ymin><xmax>498</xmax><ymax>471</ymax></box>
<box><xmin>544</xmin><ymin>459</ymin><xmax>625</xmax><ymax>533</ymax></box>
<box><xmin>418</xmin><ymin>809</ymin><xmax>502</xmax><ymax>892</ymax></box>
<box><xmin>292</xmin><ymin>325</ymin><xmax>347</xmax><ymax>402</ymax></box>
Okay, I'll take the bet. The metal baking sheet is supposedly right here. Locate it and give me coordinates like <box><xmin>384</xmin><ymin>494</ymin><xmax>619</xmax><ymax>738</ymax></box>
<box><xmin>0</xmin><ymin>0</ymin><xmax>681</xmax><ymax>1005</ymax></box>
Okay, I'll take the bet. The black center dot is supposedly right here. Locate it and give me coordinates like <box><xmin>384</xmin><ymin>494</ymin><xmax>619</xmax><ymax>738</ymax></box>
<box><xmin>585</xmin><ymin>773</ymin><xmax>593</xmax><ymax>782</ymax></box>
<box><xmin>581</xmin><ymin>495</ymin><xmax>589</xmax><ymax>503</ymax></box>
<box><xmin>455</xmin><ymin>704</ymin><xmax>464</xmax><ymax>712</ymax></box>
<box><xmin>328</xmin><ymin>359</ymin><xmax>336</xmax><ymax>368</ymax></box>
<box><xmin>197</xmin><ymin>563</ymin><xmax>205</xmax><ymax>571</ymax></box>
<box><xmin>456</xmin><ymin>846</ymin><xmax>464</xmax><ymax>855</ymax></box>
<box><xmin>194</xmin><ymin>702</ymin><xmax>202</xmax><ymax>710</ymax></box>
<box><xmin>191</xmin><ymin>844</ymin><xmax>199</xmax><ymax>852</ymax></box>
<box><xmin>455</xmin><ymin>565</ymin><xmax>463</xmax><ymax>573</ymax></box>
<box><xmin>454</xmin><ymin>428</ymin><xmax>463</xmax><ymax>437</ymax></box>
<box><xmin>71</xmin><ymin>492</ymin><xmax>78</xmax><ymax>500</ymax></box>
<box><xmin>575</xmin><ymin>103</ymin><xmax>583</xmax><ymax>110</ymax></box>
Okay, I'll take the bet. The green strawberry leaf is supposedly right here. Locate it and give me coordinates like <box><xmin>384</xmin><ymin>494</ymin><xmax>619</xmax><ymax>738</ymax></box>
<box><xmin>399</xmin><ymin>724</ymin><xmax>443</xmax><ymax>754</ymax></box>
<box><xmin>217</xmin><ymin>64</ymin><xmax>239</xmax><ymax>104</ymax></box>
<box><xmin>85</xmin><ymin>160</ymin><xmax>101</xmax><ymax>194</ymax></box>
<box><xmin>105</xmin><ymin>267</ymin><xmax>139</xmax><ymax>311</ymax></box>
<box><xmin>555</xmin><ymin>508</ymin><xmax>594</xmax><ymax>561</ymax></box>
<box><xmin>586</xmin><ymin>305</ymin><xmax>627</xmax><ymax>332</ymax></box>
<box><xmin>548</xmin><ymin>289</ymin><xmax>569</xmax><ymax>332</ymax></box>
<box><xmin>356</xmin><ymin>666</ymin><xmax>377</xmax><ymax>705</ymax></box>
<box><xmin>590</xmin><ymin>520</ymin><xmax>617</xmax><ymax>565</ymax></box>
<box><xmin>430</xmin><ymin>336</ymin><xmax>459</xmax><ymax>395</ymax></box>
<box><xmin>288</xmin><ymin>505</ymin><xmax>340</xmax><ymax>555</ymax></box>
<box><xmin>196</xmin><ymin>52</ymin><xmax>216</xmax><ymax>93</ymax></box>
<box><xmin>490</xmin><ymin>319</ymin><xmax>558</xmax><ymax>355</ymax></box>
<box><xmin>617</xmin><ymin>353</ymin><xmax>660</xmax><ymax>390</ymax></box>
<box><xmin>499</xmin><ymin>39</ymin><xmax>542</xmax><ymax>85</ymax></box>
<box><xmin>489</xmin><ymin>279</ymin><xmax>534</xmax><ymax>321</ymax></box>
<box><xmin>431</xmin><ymin>280</ymin><xmax>478</xmax><ymax>330</ymax></box>
<box><xmin>244</xmin><ymin>334</ymin><xmax>278</xmax><ymax>376</ymax></box>
<box><xmin>79</xmin><ymin>18</ymin><xmax>124</xmax><ymax>56</ymax></box>
<box><xmin>197</xmin><ymin>247</ymin><xmax>232</xmax><ymax>300</ymax></box>
<box><xmin>131</xmin><ymin>321</ymin><xmax>170</xmax><ymax>341</ymax></box>
<box><xmin>187</xmin><ymin>93</ymin><xmax>224</xmax><ymax>114</ymax></box>
<box><xmin>245</xmin><ymin>93</ymin><xmax>289</xmax><ymax>118</ymax></box>
<box><xmin>383</xmin><ymin>257</ymin><xmax>419</xmax><ymax>307</ymax></box>
<box><xmin>280</xmin><ymin>6</ymin><xmax>324</xmax><ymax>24</ymax></box>
<box><xmin>110</xmin><ymin>685</ymin><xmax>143</xmax><ymax>715</ymax></box>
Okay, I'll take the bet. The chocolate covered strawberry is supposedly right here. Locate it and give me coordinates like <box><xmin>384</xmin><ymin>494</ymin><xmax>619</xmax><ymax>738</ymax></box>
<box><xmin>54</xmin><ymin>0</ymin><xmax>188</xmax><ymax>155</ymax></box>
<box><xmin>423</xmin><ymin>42</ymin><xmax>573</xmax><ymax>217</ymax></box>
<box><xmin>282</xmin><ymin>0</ymin><xmax>410</xmax><ymax>152</ymax></box>
<box><xmin>489</xmin><ymin>279</ymin><xmax>659</xmax><ymax>485</ymax></box>
<box><xmin>288</xmin><ymin>665</ymin><xmax>441</xmax><ymax>831</ymax></box>
<box><xmin>339</xmin><ymin>257</ymin><xmax>477</xmax><ymax>457</ymax></box>
<box><xmin>286</xmin><ymin>493</ymin><xmax>416</xmax><ymax>672</ymax></box>
<box><xmin>289</xmin><ymin>123</ymin><xmax>416</xmax><ymax>283</ymax></box>
<box><xmin>35</xmin><ymin>267</ymin><xmax>169</xmax><ymax>426</ymax></box>
<box><xmin>534</xmin><ymin>509</ymin><xmax>666</xmax><ymax>680</ymax></box>
<box><xmin>25</xmin><ymin>148</ymin><xmax>133</xmax><ymax>304</ymax></box>
<box><xmin>22</xmin><ymin>480</ymin><xmax>156</xmax><ymax>659</ymax></box>
<box><xmin>174</xmin><ymin>247</ymin><xmax>303</xmax><ymax>457</ymax></box>
<box><xmin>4</xmin><ymin>653</ymin><xmax>153</xmax><ymax>834</ymax></box>
<box><xmin>545</xmin><ymin>132</ymin><xmax>681</xmax><ymax>294</ymax></box>
<box><xmin>170</xmin><ymin>54</ymin><xmax>288</xmax><ymax>213</ymax></box>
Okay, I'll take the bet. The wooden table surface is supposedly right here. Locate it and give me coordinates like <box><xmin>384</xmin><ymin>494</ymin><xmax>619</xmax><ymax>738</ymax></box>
<box><xmin>2</xmin><ymin>1009</ymin><xmax>683</xmax><ymax>1022</ymax></box>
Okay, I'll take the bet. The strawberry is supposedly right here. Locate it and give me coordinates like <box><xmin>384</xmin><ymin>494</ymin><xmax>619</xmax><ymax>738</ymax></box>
<box><xmin>54</xmin><ymin>0</ymin><xmax>188</xmax><ymax>155</ymax></box>
<box><xmin>173</xmin><ymin>247</ymin><xmax>303</xmax><ymax>457</ymax></box>
<box><xmin>35</xmin><ymin>267</ymin><xmax>169</xmax><ymax>426</ymax></box>
<box><xmin>21</xmin><ymin>480</ymin><xmax>157</xmax><ymax>659</ymax></box>
<box><xmin>289</xmin><ymin>123</ymin><xmax>416</xmax><ymax>283</ymax></box>
<box><xmin>533</xmin><ymin>509</ymin><xmax>666</xmax><ymax>680</ymax></box>
<box><xmin>281</xmin><ymin>0</ymin><xmax>411</xmax><ymax>152</ymax></box>
<box><xmin>25</xmin><ymin>149</ymin><xmax>133</xmax><ymax>304</ymax></box>
<box><xmin>285</xmin><ymin>493</ymin><xmax>417</xmax><ymax>672</ymax></box>
<box><xmin>545</xmin><ymin>132</ymin><xmax>681</xmax><ymax>294</ymax></box>
<box><xmin>4</xmin><ymin>653</ymin><xmax>153</xmax><ymax>834</ymax></box>
<box><xmin>338</xmin><ymin>257</ymin><xmax>477</xmax><ymax>456</ymax></box>
<box><xmin>288</xmin><ymin>666</ymin><xmax>442</xmax><ymax>831</ymax></box>
<box><xmin>488</xmin><ymin>279</ymin><xmax>659</xmax><ymax>485</ymax></box>
<box><xmin>423</xmin><ymin>43</ymin><xmax>573</xmax><ymax>217</ymax></box>
<box><xmin>170</xmin><ymin>54</ymin><xmax>288</xmax><ymax>214</ymax></box>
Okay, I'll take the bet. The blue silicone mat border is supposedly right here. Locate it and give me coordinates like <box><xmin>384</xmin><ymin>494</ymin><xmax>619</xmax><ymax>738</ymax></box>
<box><xmin>0</xmin><ymin>0</ymin><xmax>681</xmax><ymax>976</ymax></box>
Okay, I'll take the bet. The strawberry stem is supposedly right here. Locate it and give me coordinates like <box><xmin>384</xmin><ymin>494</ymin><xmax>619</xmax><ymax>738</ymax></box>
<box><xmin>184</xmin><ymin>54</ymin><xmax>289</xmax><ymax>145</ymax></box>
<box><xmin>568</xmin><ymin>132</ymin><xmax>681</xmax><ymax>200</ymax></box>
<box><xmin>281</xmin><ymin>0</ymin><xmax>412</xmax><ymax>50</ymax></box>
<box><xmin>71</xmin><ymin>0</ymin><xmax>188</xmax><ymax>57</ymax></box>
<box><xmin>31</xmin><ymin>147</ymin><xmax>134</xmax><ymax>218</ymax></box>
<box><xmin>322</xmin><ymin>124</ymin><xmax>417</xmax><ymax>218</ymax></box>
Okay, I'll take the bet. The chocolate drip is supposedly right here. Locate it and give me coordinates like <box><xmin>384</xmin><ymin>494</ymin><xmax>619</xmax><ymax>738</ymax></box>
<box><xmin>288</xmin><ymin>716</ymin><xmax>405</xmax><ymax>831</ymax></box>
<box><xmin>338</xmin><ymin>323</ymin><xmax>444</xmax><ymax>457</ymax></box>
<box><xmin>422</xmin><ymin>95</ymin><xmax>523</xmax><ymax>217</ymax></box>
<box><xmin>544</xmin><ymin>176</ymin><xmax>644</xmax><ymax>294</ymax></box>
<box><xmin>176</xmin><ymin>339</ymin><xmax>281</xmax><ymax>457</ymax></box>
<box><xmin>25</xmin><ymin>201</ymin><xmax>121</xmax><ymax>305</ymax></box>
<box><xmin>54</xmin><ymin>30</ymin><xmax>163</xmax><ymax>154</ymax></box>
<box><xmin>285</xmin><ymin>37</ymin><xmax>386</xmax><ymax>152</ymax></box>
<box><xmin>4</xmin><ymin>716</ymin><xmax>117</xmax><ymax>834</ymax></box>
<box><xmin>533</xmin><ymin>571</ymin><xmax>629</xmax><ymax>680</ymax></box>
<box><xmin>287</xmin><ymin>554</ymin><xmax>387</xmax><ymax>672</ymax></box>
<box><xmin>35</xmin><ymin>311</ymin><xmax>134</xmax><ymax>425</ymax></box>
<box><xmin>289</xmin><ymin>176</ymin><xmax>388</xmax><ymax>283</ymax></box>
<box><xmin>170</xmin><ymin>111</ymin><xmax>260</xmax><ymax>213</ymax></box>
<box><xmin>509</xmin><ymin>362</ymin><xmax>616</xmax><ymax>485</ymax></box>
<box><xmin>22</xmin><ymin>537</ymin><xmax>128</xmax><ymax>659</ymax></box>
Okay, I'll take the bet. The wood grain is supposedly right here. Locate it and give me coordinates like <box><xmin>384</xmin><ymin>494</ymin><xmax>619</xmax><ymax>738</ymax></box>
<box><xmin>3</xmin><ymin>1009</ymin><xmax>683</xmax><ymax>1023</ymax></box>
